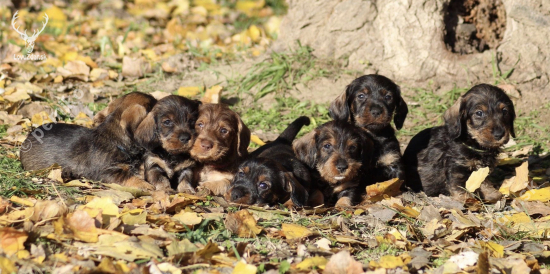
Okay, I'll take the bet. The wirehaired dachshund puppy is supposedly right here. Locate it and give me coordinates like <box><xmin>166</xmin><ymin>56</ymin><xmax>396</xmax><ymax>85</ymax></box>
<box><xmin>20</xmin><ymin>92</ymin><xmax>156</xmax><ymax>189</ymax></box>
<box><xmin>133</xmin><ymin>95</ymin><xmax>201</xmax><ymax>192</ymax></box>
<box><xmin>403</xmin><ymin>84</ymin><xmax>515</xmax><ymax>202</ymax></box>
<box><xmin>293</xmin><ymin>121</ymin><xmax>374</xmax><ymax>207</ymax></box>
<box><xmin>228</xmin><ymin>116</ymin><xmax>312</xmax><ymax>207</ymax></box>
<box><xmin>190</xmin><ymin>103</ymin><xmax>251</xmax><ymax>195</ymax></box>
<box><xmin>329</xmin><ymin>74</ymin><xmax>408</xmax><ymax>183</ymax></box>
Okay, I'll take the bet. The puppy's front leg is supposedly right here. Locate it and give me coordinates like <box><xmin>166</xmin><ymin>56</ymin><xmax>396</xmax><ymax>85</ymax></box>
<box><xmin>143</xmin><ymin>155</ymin><xmax>172</xmax><ymax>190</ymax></box>
<box><xmin>446</xmin><ymin>166</ymin><xmax>472</xmax><ymax>202</ymax></box>
<box><xmin>478</xmin><ymin>180</ymin><xmax>502</xmax><ymax>203</ymax></box>
<box><xmin>104</xmin><ymin>165</ymin><xmax>155</xmax><ymax>191</ymax></box>
<box><xmin>200</xmin><ymin>179</ymin><xmax>231</xmax><ymax>196</ymax></box>
<box><xmin>175</xmin><ymin>167</ymin><xmax>195</xmax><ymax>193</ymax></box>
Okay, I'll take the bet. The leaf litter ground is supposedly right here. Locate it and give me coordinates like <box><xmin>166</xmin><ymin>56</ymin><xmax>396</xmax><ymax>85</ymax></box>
<box><xmin>1</xmin><ymin>0</ymin><xmax>550</xmax><ymax>273</ymax></box>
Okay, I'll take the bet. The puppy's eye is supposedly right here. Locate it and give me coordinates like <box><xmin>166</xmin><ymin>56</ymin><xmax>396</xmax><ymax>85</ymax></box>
<box><xmin>475</xmin><ymin>110</ymin><xmax>484</xmax><ymax>117</ymax></box>
<box><xmin>323</xmin><ymin>143</ymin><xmax>332</xmax><ymax>150</ymax></box>
<box><xmin>349</xmin><ymin>145</ymin><xmax>357</xmax><ymax>151</ymax></box>
<box><xmin>197</xmin><ymin>122</ymin><xmax>204</xmax><ymax>128</ymax></box>
<box><xmin>163</xmin><ymin>120</ymin><xmax>173</xmax><ymax>126</ymax></box>
<box><xmin>357</xmin><ymin>93</ymin><xmax>366</xmax><ymax>100</ymax></box>
<box><xmin>258</xmin><ymin>182</ymin><xmax>269</xmax><ymax>190</ymax></box>
<box><xmin>220</xmin><ymin>128</ymin><xmax>228</xmax><ymax>134</ymax></box>
<box><xmin>385</xmin><ymin>94</ymin><xmax>392</xmax><ymax>100</ymax></box>
<box><xmin>502</xmin><ymin>108</ymin><xmax>508</xmax><ymax>115</ymax></box>
<box><xmin>238</xmin><ymin>171</ymin><xmax>245</xmax><ymax>176</ymax></box>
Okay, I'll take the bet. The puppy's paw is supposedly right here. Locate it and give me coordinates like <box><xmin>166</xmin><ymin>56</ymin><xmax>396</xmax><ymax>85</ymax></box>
<box><xmin>449</xmin><ymin>189</ymin><xmax>472</xmax><ymax>203</ymax></box>
<box><xmin>478</xmin><ymin>182</ymin><xmax>503</xmax><ymax>203</ymax></box>
<box><xmin>176</xmin><ymin>180</ymin><xmax>196</xmax><ymax>194</ymax></box>
<box><xmin>122</xmin><ymin>177</ymin><xmax>155</xmax><ymax>191</ymax></box>
<box><xmin>335</xmin><ymin>196</ymin><xmax>352</xmax><ymax>208</ymax></box>
<box><xmin>200</xmin><ymin>180</ymin><xmax>230</xmax><ymax>196</ymax></box>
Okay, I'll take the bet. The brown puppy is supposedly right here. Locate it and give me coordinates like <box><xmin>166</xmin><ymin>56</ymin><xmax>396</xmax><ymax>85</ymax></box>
<box><xmin>329</xmin><ymin>75</ymin><xmax>408</xmax><ymax>183</ymax></box>
<box><xmin>134</xmin><ymin>95</ymin><xmax>201</xmax><ymax>192</ymax></box>
<box><xmin>403</xmin><ymin>84</ymin><xmax>515</xmax><ymax>202</ymax></box>
<box><xmin>190</xmin><ymin>103</ymin><xmax>250</xmax><ymax>195</ymax></box>
<box><xmin>293</xmin><ymin>121</ymin><xmax>374</xmax><ymax>207</ymax></box>
<box><xmin>20</xmin><ymin>92</ymin><xmax>156</xmax><ymax>189</ymax></box>
<box><xmin>93</xmin><ymin>92</ymin><xmax>156</xmax><ymax>127</ymax></box>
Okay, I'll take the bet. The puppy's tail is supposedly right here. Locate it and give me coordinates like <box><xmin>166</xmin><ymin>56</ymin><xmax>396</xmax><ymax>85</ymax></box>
<box><xmin>277</xmin><ymin>116</ymin><xmax>310</xmax><ymax>144</ymax></box>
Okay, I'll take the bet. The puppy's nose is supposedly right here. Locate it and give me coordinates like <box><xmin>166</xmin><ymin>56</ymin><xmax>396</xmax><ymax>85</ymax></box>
<box><xmin>231</xmin><ymin>188</ymin><xmax>245</xmax><ymax>201</ymax></box>
<box><xmin>201</xmin><ymin>140</ymin><xmax>213</xmax><ymax>150</ymax></box>
<box><xmin>336</xmin><ymin>159</ymin><xmax>348</xmax><ymax>173</ymax></box>
<box><xmin>179</xmin><ymin>133</ymin><xmax>191</xmax><ymax>143</ymax></box>
<box><xmin>370</xmin><ymin>105</ymin><xmax>383</xmax><ymax>117</ymax></box>
<box><xmin>492</xmin><ymin>127</ymin><xmax>505</xmax><ymax>140</ymax></box>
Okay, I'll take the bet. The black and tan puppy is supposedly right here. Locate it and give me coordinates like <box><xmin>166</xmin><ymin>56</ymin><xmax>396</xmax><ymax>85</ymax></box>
<box><xmin>228</xmin><ymin>116</ymin><xmax>312</xmax><ymax>206</ymax></box>
<box><xmin>190</xmin><ymin>103</ymin><xmax>251</xmax><ymax>195</ymax></box>
<box><xmin>20</xmin><ymin>92</ymin><xmax>156</xmax><ymax>189</ymax></box>
<box><xmin>133</xmin><ymin>95</ymin><xmax>201</xmax><ymax>192</ymax></box>
<box><xmin>329</xmin><ymin>74</ymin><xmax>408</xmax><ymax>183</ymax></box>
<box><xmin>403</xmin><ymin>84</ymin><xmax>515</xmax><ymax>202</ymax></box>
<box><xmin>293</xmin><ymin>121</ymin><xmax>374</xmax><ymax>207</ymax></box>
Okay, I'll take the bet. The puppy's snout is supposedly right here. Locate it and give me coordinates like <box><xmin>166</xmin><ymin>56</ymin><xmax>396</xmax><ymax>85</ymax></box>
<box><xmin>370</xmin><ymin>104</ymin><xmax>383</xmax><ymax>117</ymax></box>
<box><xmin>336</xmin><ymin>158</ymin><xmax>349</xmax><ymax>173</ymax></box>
<box><xmin>200</xmin><ymin>139</ymin><xmax>213</xmax><ymax>151</ymax></box>
<box><xmin>231</xmin><ymin>187</ymin><xmax>246</xmax><ymax>201</ymax></box>
<box><xmin>492</xmin><ymin>126</ymin><xmax>505</xmax><ymax>140</ymax></box>
<box><xmin>179</xmin><ymin>133</ymin><xmax>191</xmax><ymax>143</ymax></box>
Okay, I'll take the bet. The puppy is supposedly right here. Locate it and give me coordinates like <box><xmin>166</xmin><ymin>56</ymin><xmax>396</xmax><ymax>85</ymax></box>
<box><xmin>403</xmin><ymin>84</ymin><xmax>515</xmax><ymax>202</ymax></box>
<box><xmin>329</xmin><ymin>74</ymin><xmax>408</xmax><ymax>183</ymax></box>
<box><xmin>293</xmin><ymin>121</ymin><xmax>374</xmax><ymax>207</ymax></box>
<box><xmin>20</xmin><ymin>92</ymin><xmax>156</xmax><ymax>189</ymax></box>
<box><xmin>133</xmin><ymin>95</ymin><xmax>201</xmax><ymax>192</ymax></box>
<box><xmin>190</xmin><ymin>103</ymin><xmax>250</xmax><ymax>195</ymax></box>
<box><xmin>93</xmin><ymin>92</ymin><xmax>156</xmax><ymax>127</ymax></box>
<box><xmin>228</xmin><ymin>116</ymin><xmax>311</xmax><ymax>206</ymax></box>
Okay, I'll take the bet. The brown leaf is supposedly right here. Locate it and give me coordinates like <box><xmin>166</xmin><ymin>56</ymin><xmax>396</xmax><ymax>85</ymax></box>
<box><xmin>0</xmin><ymin>227</ymin><xmax>28</xmax><ymax>256</ymax></box>
<box><xmin>224</xmin><ymin>209</ymin><xmax>262</xmax><ymax>238</ymax></box>
<box><xmin>281</xmin><ymin>223</ymin><xmax>313</xmax><ymax>240</ymax></box>
<box><xmin>324</xmin><ymin>250</ymin><xmax>364</xmax><ymax>274</ymax></box>
<box><xmin>365</xmin><ymin>178</ymin><xmax>402</xmax><ymax>201</ymax></box>
<box><xmin>510</xmin><ymin>162</ymin><xmax>530</xmax><ymax>192</ymax></box>
<box><xmin>31</xmin><ymin>200</ymin><xmax>67</xmax><ymax>222</ymax></box>
<box><xmin>122</xmin><ymin>57</ymin><xmax>152</xmax><ymax>78</ymax></box>
<box><xmin>201</xmin><ymin>85</ymin><xmax>223</xmax><ymax>104</ymax></box>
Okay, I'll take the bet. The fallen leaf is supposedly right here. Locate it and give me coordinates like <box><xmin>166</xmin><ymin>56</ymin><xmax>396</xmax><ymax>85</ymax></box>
<box><xmin>172</xmin><ymin>211</ymin><xmax>203</xmax><ymax>227</ymax></box>
<box><xmin>447</xmin><ymin>251</ymin><xmax>478</xmax><ymax>270</ymax></box>
<box><xmin>4</xmin><ymin>89</ymin><xmax>30</xmax><ymax>102</ymax></box>
<box><xmin>369</xmin><ymin>255</ymin><xmax>405</xmax><ymax>269</ymax></box>
<box><xmin>121</xmin><ymin>209</ymin><xmax>147</xmax><ymax>225</ymax></box>
<box><xmin>201</xmin><ymin>85</ymin><xmax>223</xmax><ymax>103</ymax></box>
<box><xmin>224</xmin><ymin>209</ymin><xmax>262</xmax><ymax>238</ymax></box>
<box><xmin>518</xmin><ymin>187</ymin><xmax>550</xmax><ymax>202</ymax></box>
<box><xmin>31</xmin><ymin>200</ymin><xmax>67</xmax><ymax>222</ymax></box>
<box><xmin>10</xmin><ymin>196</ymin><xmax>35</xmax><ymax>207</ymax></box>
<box><xmin>177</xmin><ymin>86</ymin><xmax>202</xmax><ymax>97</ymax></box>
<box><xmin>250</xmin><ymin>134</ymin><xmax>266</xmax><ymax>146</ymax></box>
<box><xmin>366</xmin><ymin>178</ymin><xmax>403</xmax><ymax>201</ymax></box>
<box><xmin>0</xmin><ymin>256</ymin><xmax>17</xmax><ymax>273</ymax></box>
<box><xmin>314</xmin><ymin>238</ymin><xmax>331</xmax><ymax>251</ymax></box>
<box><xmin>281</xmin><ymin>223</ymin><xmax>314</xmax><ymax>240</ymax></box>
<box><xmin>465</xmin><ymin>167</ymin><xmax>490</xmax><ymax>192</ymax></box>
<box><xmin>232</xmin><ymin>260</ymin><xmax>257</xmax><ymax>274</ymax></box>
<box><xmin>47</xmin><ymin>168</ymin><xmax>63</xmax><ymax>183</ymax></box>
<box><xmin>166</xmin><ymin>239</ymin><xmax>198</xmax><ymax>256</ymax></box>
<box><xmin>0</xmin><ymin>228</ymin><xmax>28</xmax><ymax>256</ymax></box>
<box><xmin>510</xmin><ymin>162</ymin><xmax>530</xmax><ymax>192</ymax></box>
<box><xmin>324</xmin><ymin>250</ymin><xmax>364</xmax><ymax>274</ymax></box>
<box><xmin>296</xmin><ymin>256</ymin><xmax>327</xmax><ymax>270</ymax></box>
<box><xmin>122</xmin><ymin>57</ymin><xmax>152</xmax><ymax>78</ymax></box>
<box><xmin>162</xmin><ymin>62</ymin><xmax>178</xmax><ymax>73</ymax></box>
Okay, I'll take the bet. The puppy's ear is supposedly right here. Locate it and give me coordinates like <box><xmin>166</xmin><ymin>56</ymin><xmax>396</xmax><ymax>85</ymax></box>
<box><xmin>444</xmin><ymin>96</ymin><xmax>464</xmax><ymax>139</ymax></box>
<box><xmin>393</xmin><ymin>86</ymin><xmax>408</xmax><ymax>130</ymax></box>
<box><xmin>236</xmin><ymin>117</ymin><xmax>251</xmax><ymax>157</ymax></box>
<box><xmin>120</xmin><ymin>105</ymin><xmax>148</xmax><ymax>134</ymax></box>
<box><xmin>282</xmin><ymin>172</ymin><xmax>309</xmax><ymax>207</ymax></box>
<box><xmin>329</xmin><ymin>85</ymin><xmax>352</xmax><ymax>122</ymax></box>
<box><xmin>134</xmin><ymin>112</ymin><xmax>160</xmax><ymax>148</ymax></box>
<box><xmin>508</xmin><ymin>103</ymin><xmax>516</xmax><ymax>138</ymax></box>
<box><xmin>293</xmin><ymin>130</ymin><xmax>318</xmax><ymax>167</ymax></box>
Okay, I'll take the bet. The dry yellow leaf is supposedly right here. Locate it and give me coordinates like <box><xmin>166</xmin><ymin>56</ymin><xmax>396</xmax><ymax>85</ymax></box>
<box><xmin>281</xmin><ymin>223</ymin><xmax>313</xmax><ymax>240</ymax></box>
<box><xmin>375</xmin><ymin>255</ymin><xmax>405</xmax><ymax>269</ymax></box>
<box><xmin>510</xmin><ymin>162</ymin><xmax>530</xmax><ymax>192</ymax></box>
<box><xmin>47</xmin><ymin>168</ymin><xmax>63</xmax><ymax>183</ymax></box>
<box><xmin>499</xmin><ymin>177</ymin><xmax>514</xmax><ymax>195</ymax></box>
<box><xmin>201</xmin><ymin>85</ymin><xmax>223</xmax><ymax>103</ymax></box>
<box><xmin>0</xmin><ymin>227</ymin><xmax>28</xmax><ymax>256</ymax></box>
<box><xmin>248</xmin><ymin>25</ymin><xmax>261</xmax><ymax>43</ymax></box>
<box><xmin>9</xmin><ymin>196</ymin><xmax>35</xmax><ymax>207</ymax></box>
<box><xmin>43</xmin><ymin>6</ymin><xmax>67</xmax><ymax>29</ymax></box>
<box><xmin>465</xmin><ymin>167</ymin><xmax>490</xmax><ymax>192</ymax></box>
<box><xmin>121</xmin><ymin>209</ymin><xmax>147</xmax><ymax>225</ymax></box>
<box><xmin>478</xmin><ymin>241</ymin><xmax>504</xmax><ymax>258</ymax></box>
<box><xmin>366</xmin><ymin>178</ymin><xmax>403</xmax><ymax>201</ymax></box>
<box><xmin>31</xmin><ymin>111</ymin><xmax>54</xmax><ymax>126</ymax></box>
<box><xmin>172</xmin><ymin>211</ymin><xmax>203</xmax><ymax>227</ymax></box>
<box><xmin>232</xmin><ymin>260</ymin><xmax>257</xmax><ymax>274</ymax></box>
<box><xmin>73</xmin><ymin>112</ymin><xmax>93</xmax><ymax>128</ymax></box>
<box><xmin>518</xmin><ymin>187</ymin><xmax>550</xmax><ymax>202</ymax></box>
<box><xmin>65</xmin><ymin>210</ymin><xmax>99</xmax><ymax>243</ymax></box>
<box><xmin>4</xmin><ymin>89</ymin><xmax>30</xmax><ymax>102</ymax></box>
<box><xmin>296</xmin><ymin>256</ymin><xmax>327</xmax><ymax>270</ymax></box>
<box><xmin>177</xmin><ymin>86</ymin><xmax>202</xmax><ymax>97</ymax></box>
<box><xmin>250</xmin><ymin>135</ymin><xmax>265</xmax><ymax>146</ymax></box>
<box><xmin>225</xmin><ymin>209</ymin><xmax>263</xmax><ymax>238</ymax></box>
<box><xmin>0</xmin><ymin>256</ymin><xmax>17</xmax><ymax>273</ymax></box>
<box><xmin>31</xmin><ymin>200</ymin><xmax>67</xmax><ymax>222</ymax></box>
<box><xmin>82</xmin><ymin>197</ymin><xmax>119</xmax><ymax>217</ymax></box>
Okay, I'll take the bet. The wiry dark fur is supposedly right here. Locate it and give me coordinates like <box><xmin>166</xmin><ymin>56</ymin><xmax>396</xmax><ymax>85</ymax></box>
<box><xmin>228</xmin><ymin>116</ymin><xmax>311</xmax><ymax>206</ymax></box>
<box><xmin>293</xmin><ymin>121</ymin><xmax>374</xmax><ymax>207</ymax></box>
<box><xmin>20</xmin><ymin>92</ymin><xmax>157</xmax><ymax>189</ymax></box>
<box><xmin>403</xmin><ymin>84</ymin><xmax>515</xmax><ymax>202</ymax></box>
<box><xmin>134</xmin><ymin>95</ymin><xmax>201</xmax><ymax>192</ymax></box>
<box><xmin>329</xmin><ymin>74</ymin><xmax>408</xmax><ymax>183</ymax></box>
